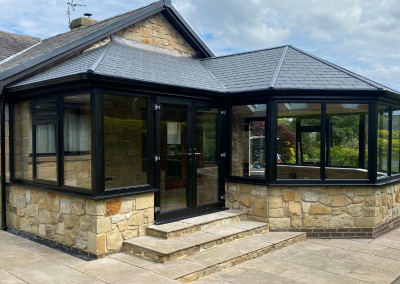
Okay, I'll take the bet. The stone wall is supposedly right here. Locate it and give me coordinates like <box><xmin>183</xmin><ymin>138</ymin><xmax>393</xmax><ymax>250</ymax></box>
<box><xmin>116</xmin><ymin>12</ymin><xmax>196</xmax><ymax>57</ymax></box>
<box><xmin>226</xmin><ymin>182</ymin><xmax>400</xmax><ymax>238</ymax></box>
<box><xmin>6</xmin><ymin>185</ymin><xmax>154</xmax><ymax>256</ymax></box>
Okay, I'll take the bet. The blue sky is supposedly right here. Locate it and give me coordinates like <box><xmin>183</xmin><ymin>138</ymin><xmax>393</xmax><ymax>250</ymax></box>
<box><xmin>0</xmin><ymin>0</ymin><xmax>399</xmax><ymax>91</ymax></box>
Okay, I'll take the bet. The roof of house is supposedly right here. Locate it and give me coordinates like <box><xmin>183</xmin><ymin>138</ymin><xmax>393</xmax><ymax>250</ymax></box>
<box><xmin>0</xmin><ymin>0</ymin><xmax>214</xmax><ymax>86</ymax></box>
<box><xmin>0</xmin><ymin>30</ymin><xmax>40</xmax><ymax>62</ymax></box>
<box><xmin>10</xmin><ymin>40</ymin><xmax>398</xmax><ymax>94</ymax></box>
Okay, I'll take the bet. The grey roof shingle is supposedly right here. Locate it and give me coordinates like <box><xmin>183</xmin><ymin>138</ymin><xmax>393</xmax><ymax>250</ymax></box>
<box><xmin>0</xmin><ymin>31</ymin><xmax>40</xmax><ymax>62</ymax></box>
<box><xmin>11</xmin><ymin>42</ymin><xmax>226</xmax><ymax>92</ymax></box>
<box><xmin>0</xmin><ymin>2</ymin><xmax>158</xmax><ymax>73</ymax></box>
<box><xmin>200</xmin><ymin>47</ymin><xmax>285</xmax><ymax>92</ymax></box>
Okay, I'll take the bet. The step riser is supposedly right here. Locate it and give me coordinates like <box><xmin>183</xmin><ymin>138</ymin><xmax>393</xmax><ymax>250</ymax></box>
<box><xmin>147</xmin><ymin>214</ymin><xmax>248</xmax><ymax>239</ymax></box>
<box><xmin>123</xmin><ymin>225</ymin><xmax>269</xmax><ymax>263</ymax></box>
<box><xmin>177</xmin><ymin>233</ymin><xmax>306</xmax><ymax>283</ymax></box>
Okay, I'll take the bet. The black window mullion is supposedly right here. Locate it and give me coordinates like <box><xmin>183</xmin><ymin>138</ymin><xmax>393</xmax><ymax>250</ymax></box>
<box><xmin>320</xmin><ymin>103</ymin><xmax>326</xmax><ymax>180</ymax></box>
<box><xmin>388</xmin><ymin>106</ymin><xmax>393</xmax><ymax>176</ymax></box>
<box><xmin>91</xmin><ymin>88</ymin><xmax>104</xmax><ymax>196</ymax></box>
<box><xmin>58</xmin><ymin>97</ymin><xmax>63</xmax><ymax>187</ymax></box>
<box><xmin>369</xmin><ymin>101</ymin><xmax>378</xmax><ymax>182</ymax></box>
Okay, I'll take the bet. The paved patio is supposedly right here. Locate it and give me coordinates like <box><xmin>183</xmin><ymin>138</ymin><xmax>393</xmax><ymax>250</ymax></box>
<box><xmin>1</xmin><ymin>229</ymin><xmax>400</xmax><ymax>284</ymax></box>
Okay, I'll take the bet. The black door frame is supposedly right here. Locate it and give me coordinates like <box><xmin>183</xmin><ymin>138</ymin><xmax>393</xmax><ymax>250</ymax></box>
<box><xmin>154</xmin><ymin>96</ymin><xmax>225</xmax><ymax>222</ymax></box>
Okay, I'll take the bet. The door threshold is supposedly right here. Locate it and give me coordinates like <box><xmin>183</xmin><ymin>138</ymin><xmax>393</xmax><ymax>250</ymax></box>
<box><xmin>153</xmin><ymin>207</ymin><xmax>229</xmax><ymax>225</ymax></box>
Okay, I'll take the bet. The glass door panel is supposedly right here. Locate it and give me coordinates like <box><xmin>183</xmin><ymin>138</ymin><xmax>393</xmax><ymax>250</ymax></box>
<box><xmin>160</xmin><ymin>104</ymin><xmax>188</xmax><ymax>213</ymax></box>
<box><xmin>196</xmin><ymin>107</ymin><xmax>219</xmax><ymax>206</ymax></box>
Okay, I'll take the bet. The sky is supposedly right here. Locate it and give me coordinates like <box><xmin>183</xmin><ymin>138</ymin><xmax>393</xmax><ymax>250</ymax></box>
<box><xmin>0</xmin><ymin>0</ymin><xmax>399</xmax><ymax>91</ymax></box>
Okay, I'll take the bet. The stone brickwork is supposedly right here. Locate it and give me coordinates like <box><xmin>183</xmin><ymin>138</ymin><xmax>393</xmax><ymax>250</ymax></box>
<box><xmin>6</xmin><ymin>185</ymin><xmax>154</xmax><ymax>256</ymax></box>
<box><xmin>226</xmin><ymin>182</ymin><xmax>400</xmax><ymax>238</ymax></box>
<box><xmin>116</xmin><ymin>13</ymin><xmax>196</xmax><ymax>57</ymax></box>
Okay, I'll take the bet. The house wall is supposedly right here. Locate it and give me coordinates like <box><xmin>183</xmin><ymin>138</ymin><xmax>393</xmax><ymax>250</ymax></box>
<box><xmin>116</xmin><ymin>12</ymin><xmax>196</xmax><ymax>57</ymax></box>
<box><xmin>6</xmin><ymin>185</ymin><xmax>154</xmax><ymax>257</ymax></box>
<box><xmin>226</xmin><ymin>182</ymin><xmax>400</xmax><ymax>238</ymax></box>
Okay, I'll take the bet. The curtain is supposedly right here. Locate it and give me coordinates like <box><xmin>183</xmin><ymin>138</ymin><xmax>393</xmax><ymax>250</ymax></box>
<box><xmin>64</xmin><ymin>108</ymin><xmax>91</xmax><ymax>152</ymax></box>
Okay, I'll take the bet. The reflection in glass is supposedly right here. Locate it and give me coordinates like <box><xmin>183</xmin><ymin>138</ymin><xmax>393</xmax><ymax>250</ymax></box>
<box><xmin>64</xmin><ymin>95</ymin><xmax>91</xmax><ymax>188</ymax></box>
<box><xmin>197</xmin><ymin>107</ymin><xmax>219</xmax><ymax>206</ymax></box>
<box><xmin>378</xmin><ymin>105</ymin><xmax>390</xmax><ymax>176</ymax></box>
<box><xmin>326</xmin><ymin>104</ymin><xmax>369</xmax><ymax>179</ymax></box>
<box><xmin>14</xmin><ymin>102</ymin><xmax>32</xmax><ymax>180</ymax></box>
<box><xmin>277</xmin><ymin>103</ymin><xmax>321</xmax><ymax>179</ymax></box>
<box><xmin>393</xmin><ymin>109</ymin><xmax>400</xmax><ymax>175</ymax></box>
<box><xmin>34</xmin><ymin>100</ymin><xmax>56</xmax><ymax>116</ymax></box>
<box><xmin>160</xmin><ymin>104</ymin><xmax>187</xmax><ymax>212</ymax></box>
<box><xmin>36</xmin><ymin>124</ymin><xmax>57</xmax><ymax>181</ymax></box>
<box><xmin>231</xmin><ymin>104</ymin><xmax>266</xmax><ymax>178</ymax></box>
<box><xmin>104</xmin><ymin>95</ymin><xmax>147</xmax><ymax>189</ymax></box>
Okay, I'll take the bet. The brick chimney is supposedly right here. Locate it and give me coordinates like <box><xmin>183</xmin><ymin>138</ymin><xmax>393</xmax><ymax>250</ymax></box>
<box><xmin>69</xmin><ymin>16</ymin><xmax>98</xmax><ymax>30</ymax></box>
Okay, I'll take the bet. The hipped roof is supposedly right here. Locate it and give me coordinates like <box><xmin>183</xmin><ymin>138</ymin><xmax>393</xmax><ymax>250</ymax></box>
<box><xmin>10</xmin><ymin>40</ymin><xmax>398</xmax><ymax>95</ymax></box>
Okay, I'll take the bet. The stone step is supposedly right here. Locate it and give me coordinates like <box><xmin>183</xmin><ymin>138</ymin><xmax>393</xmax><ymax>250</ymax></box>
<box><xmin>123</xmin><ymin>220</ymin><xmax>269</xmax><ymax>263</ymax></box>
<box><xmin>146</xmin><ymin>209</ymin><xmax>248</xmax><ymax>239</ymax></box>
<box><xmin>132</xmin><ymin>232</ymin><xmax>307</xmax><ymax>283</ymax></box>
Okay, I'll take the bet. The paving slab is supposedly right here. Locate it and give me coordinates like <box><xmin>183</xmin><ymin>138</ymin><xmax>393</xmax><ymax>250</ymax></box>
<box><xmin>190</xmin><ymin>276</ymin><xmax>231</xmax><ymax>284</ymax></box>
<box><xmin>385</xmin><ymin>261</ymin><xmax>400</xmax><ymax>274</ymax></box>
<box><xmin>285</xmin><ymin>252</ymin><xmax>360</xmax><ymax>275</ymax></box>
<box><xmin>371</xmin><ymin>238</ymin><xmax>400</xmax><ymax>250</ymax></box>
<box><xmin>7</xmin><ymin>260</ymin><xmax>56</xmax><ymax>275</ymax></box>
<box><xmin>177</xmin><ymin>232</ymin><xmax>222</xmax><ymax>245</ymax></box>
<box><xmin>377</xmin><ymin>248</ymin><xmax>400</xmax><ymax>261</ymax></box>
<box><xmin>289</xmin><ymin>241</ymin><xmax>352</xmax><ymax>260</ymax></box>
<box><xmin>0</xmin><ymin>269</ymin><xmax>26</xmax><ymax>284</ymax></box>
<box><xmin>113</xmin><ymin>271</ymin><xmax>181</xmax><ymax>284</ymax></box>
<box><xmin>252</xmin><ymin>231</ymin><xmax>303</xmax><ymax>244</ymax></box>
<box><xmin>229</xmin><ymin>220</ymin><xmax>267</xmax><ymax>230</ymax></box>
<box><xmin>17</xmin><ymin>263</ymin><xmax>104</xmax><ymax>284</ymax></box>
<box><xmin>346</xmin><ymin>266</ymin><xmax>399</xmax><ymax>284</ymax></box>
<box><xmin>148</xmin><ymin>222</ymin><xmax>194</xmax><ymax>233</ymax></box>
<box><xmin>300</xmin><ymin>270</ymin><xmax>364</xmax><ymax>284</ymax></box>
<box><xmin>324</xmin><ymin>239</ymin><xmax>386</xmax><ymax>255</ymax></box>
<box><xmin>342</xmin><ymin>251</ymin><xmax>395</xmax><ymax>270</ymax></box>
<box><xmin>213</xmin><ymin>266</ymin><xmax>301</xmax><ymax>284</ymax></box>
<box><xmin>146</xmin><ymin>259</ymin><xmax>206</xmax><ymax>279</ymax></box>
<box><xmin>0</xmin><ymin>247</ymin><xmax>47</xmax><ymax>270</ymax></box>
<box><xmin>217</xmin><ymin>209</ymin><xmax>246</xmax><ymax>217</ymax></box>
<box><xmin>124</xmin><ymin>236</ymin><xmax>193</xmax><ymax>254</ymax></box>
<box><xmin>185</xmin><ymin>244</ymin><xmax>244</xmax><ymax>266</ymax></box>
<box><xmin>181</xmin><ymin>213</ymin><xmax>227</xmax><ymax>226</ymax></box>
<box><xmin>109</xmin><ymin>253</ymin><xmax>156</xmax><ymax>267</ymax></box>
<box><xmin>205</xmin><ymin>224</ymin><xmax>247</xmax><ymax>237</ymax></box>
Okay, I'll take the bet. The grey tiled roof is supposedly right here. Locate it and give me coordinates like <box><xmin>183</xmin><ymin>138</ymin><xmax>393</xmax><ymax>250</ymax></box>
<box><xmin>274</xmin><ymin>47</ymin><xmax>377</xmax><ymax>90</ymax></box>
<box><xmin>200</xmin><ymin>47</ymin><xmax>285</xmax><ymax>92</ymax></box>
<box><xmin>12</xmin><ymin>42</ymin><xmax>226</xmax><ymax>92</ymax></box>
<box><xmin>0</xmin><ymin>31</ymin><xmax>40</xmax><ymax>61</ymax></box>
<box><xmin>0</xmin><ymin>2</ymin><xmax>158</xmax><ymax>73</ymax></box>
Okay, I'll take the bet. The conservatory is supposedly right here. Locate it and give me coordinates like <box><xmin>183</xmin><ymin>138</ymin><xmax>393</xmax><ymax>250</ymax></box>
<box><xmin>1</xmin><ymin>0</ymin><xmax>400</xmax><ymax>257</ymax></box>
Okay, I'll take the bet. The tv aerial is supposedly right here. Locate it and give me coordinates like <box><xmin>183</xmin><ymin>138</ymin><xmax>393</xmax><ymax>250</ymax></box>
<box><xmin>67</xmin><ymin>0</ymin><xmax>86</xmax><ymax>24</ymax></box>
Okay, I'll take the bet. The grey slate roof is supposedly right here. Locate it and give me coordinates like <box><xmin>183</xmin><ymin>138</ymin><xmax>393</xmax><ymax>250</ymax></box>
<box><xmin>200</xmin><ymin>47</ymin><xmax>285</xmax><ymax>92</ymax></box>
<box><xmin>0</xmin><ymin>31</ymin><xmax>40</xmax><ymax>62</ymax></box>
<box><xmin>12</xmin><ymin>42</ymin><xmax>226</xmax><ymax>92</ymax></box>
<box><xmin>8</xmin><ymin>42</ymin><xmax>399</xmax><ymax>94</ymax></box>
<box><xmin>0</xmin><ymin>2</ymin><xmax>158</xmax><ymax>73</ymax></box>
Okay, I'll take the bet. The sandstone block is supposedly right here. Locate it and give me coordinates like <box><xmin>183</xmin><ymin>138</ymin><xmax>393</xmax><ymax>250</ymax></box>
<box><xmin>54</xmin><ymin>196</ymin><xmax>60</xmax><ymax>212</ymax></box>
<box><xmin>309</xmin><ymin>203</ymin><xmax>331</xmax><ymax>215</ymax></box>
<box><xmin>328</xmin><ymin>188</ymin><xmax>342</xmax><ymax>196</ymax></box>
<box><xmin>71</xmin><ymin>202</ymin><xmax>85</xmax><ymax>215</ymax></box>
<box><xmin>354</xmin><ymin>187</ymin><xmax>374</xmax><ymax>196</ymax></box>
<box><xmin>56</xmin><ymin>223</ymin><xmax>65</xmax><ymax>235</ymax></box>
<box><xmin>332</xmin><ymin>208</ymin><xmax>346</xmax><ymax>215</ymax></box>
<box><xmin>32</xmin><ymin>190</ymin><xmax>39</xmax><ymax>203</ymax></box>
<box><xmin>92</xmin><ymin>217</ymin><xmax>111</xmax><ymax>234</ymax></box>
<box><xmin>331</xmin><ymin>196</ymin><xmax>352</xmax><ymax>207</ymax></box>
<box><xmin>283</xmin><ymin>191</ymin><xmax>294</xmax><ymax>202</ymax></box>
<box><xmin>284</xmin><ymin>201</ymin><xmax>301</xmax><ymax>216</ymax></box>
<box><xmin>39</xmin><ymin>210</ymin><xmax>50</xmax><ymax>223</ymax></box>
<box><xmin>86</xmin><ymin>200</ymin><xmax>105</xmax><ymax>216</ymax></box>
<box><xmin>64</xmin><ymin>215</ymin><xmax>74</xmax><ymax>229</ymax></box>
<box><xmin>60</xmin><ymin>199</ymin><xmax>71</xmax><ymax>214</ymax></box>
<box><xmin>17</xmin><ymin>207</ymin><xmax>25</xmax><ymax>217</ymax></box>
<box><xmin>319</xmin><ymin>194</ymin><xmax>331</xmax><ymax>206</ymax></box>
<box><xmin>269</xmin><ymin>197</ymin><xmax>283</xmax><ymax>209</ymax></box>
<box><xmin>64</xmin><ymin>231</ymin><xmax>76</xmax><ymax>246</ymax></box>
<box><xmin>269</xmin><ymin>190</ymin><xmax>283</xmax><ymax>197</ymax></box>
<box><xmin>329</xmin><ymin>214</ymin><xmax>354</xmax><ymax>228</ymax></box>
<box><xmin>302</xmin><ymin>191</ymin><xmax>319</xmax><ymax>202</ymax></box>
<box><xmin>38</xmin><ymin>198</ymin><xmax>46</xmax><ymax>209</ymax></box>
<box><xmin>353</xmin><ymin>197</ymin><xmax>363</xmax><ymax>204</ymax></box>
<box><xmin>39</xmin><ymin>224</ymin><xmax>46</xmax><ymax>236</ymax></box>
<box><xmin>290</xmin><ymin>217</ymin><xmax>302</xmax><ymax>228</ymax></box>
<box><xmin>122</xmin><ymin>229</ymin><xmax>138</xmax><ymax>240</ymax></box>
<box><xmin>363</xmin><ymin>207</ymin><xmax>375</xmax><ymax>217</ymax></box>
<box><xmin>240</xmin><ymin>184</ymin><xmax>251</xmax><ymax>194</ymax></box>
<box><xmin>269</xmin><ymin>208</ymin><xmax>284</xmax><ymax>218</ymax></box>
<box><xmin>301</xmin><ymin>202</ymin><xmax>311</xmax><ymax>213</ymax></box>
<box><xmin>227</xmin><ymin>191</ymin><xmax>238</xmax><ymax>202</ymax></box>
<box><xmin>15</xmin><ymin>194</ymin><xmax>26</xmax><ymax>207</ymax></box>
<box><xmin>364</xmin><ymin>196</ymin><xmax>374</xmax><ymax>206</ymax></box>
<box><xmin>74</xmin><ymin>236</ymin><xmax>87</xmax><ymax>250</ymax></box>
<box><xmin>316</xmin><ymin>216</ymin><xmax>329</xmax><ymax>228</ymax></box>
<box><xmin>347</xmin><ymin>204</ymin><xmax>363</xmax><ymax>217</ymax></box>
<box><xmin>128</xmin><ymin>212</ymin><xmax>143</xmax><ymax>226</ymax></box>
<box><xmin>119</xmin><ymin>199</ymin><xmax>135</xmax><ymax>214</ymax></box>
<box><xmin>136</xmin><ymin>193</ymin><xmax>154</xmax><ymax>210</ymax></box>
<box><xmin>269</xmin><ymin>218</ymin><xmax>290</xmax><ymax>229</ymax></box>
<box><xmin>253</xmin><ymin>199</ymin><xmax>268</xmax><ymax>217</ymax></box>
<box><xmin>46</xmin><ymin>198</ymin><xmax>54</xmax><ymax>212</ymax></box>
<box><xmin>106</xmin><ymin>230</ymin><xmax>124</xmax><ymax>251</ymax></box>
<box><xmin>80</xmin><ymin>215</ymin><xmax>92</xmax><ymax>231</ymax></box>
<box><xmin>241</xmin><ymin>196</ymin><xmax>252</xmax><ymax>207</ymax></box>
<box><xmin>111</xmin><ymin>214</ymin><xmax>125</xmax><ymax>224</ymax></box>
<box><xmin>355</xmin><ymin>217</ymin><xmax>374</xmax><ymax>227</ymax></box>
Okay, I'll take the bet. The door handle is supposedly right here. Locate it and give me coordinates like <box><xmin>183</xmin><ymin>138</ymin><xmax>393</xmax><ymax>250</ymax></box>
<box><xmin>194</xmin><ymin>153</ymin><xmax>202</xmax><ymax>155</ymax></box>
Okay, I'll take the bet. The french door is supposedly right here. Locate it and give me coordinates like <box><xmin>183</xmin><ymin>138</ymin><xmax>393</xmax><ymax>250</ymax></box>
<box><xmin>154</xmin><ymin>97</ymin><xmax>225</xmax><ymax>221</ymax></box>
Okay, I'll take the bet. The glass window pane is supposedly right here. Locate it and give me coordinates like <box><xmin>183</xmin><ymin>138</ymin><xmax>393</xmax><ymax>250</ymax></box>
<box><xmin>231</xmin><ymin>104</ymin><xmax>266</xmax><ymax>178</ymax></box>
<box><xmin>326</xmin><ymin>104</ymin><xmax>369</xmax><ymax>179</ymax></box>
<box><xmin>197</xmin><ymin>107</ymin><xmax>219</xmax><ymax>206</ymax></box>
<box><xmin>64</xmin><ymin>95</ymin><xmax>91</xmax><ymax>188</ymax></box>
<box><xmin>104</xmin><ymin>94</ymin><xmax>147</xmax><ymax>189</ymax></box>
<box><xmin>14</xmin><ymin>102</ymin><xmax>32</xmax><ymax>180</ymax></box>
<box><xmin>378</xmin><ymin>105</ymin><xmax>390</xmax><ymax>177</ymax></box>
<box><xmin>36</xmin><ymin>124</ymin><xmax>57</xmax><ymax>181</ymax></box>
<box><xmin>277</xmin><ymin>103</ymin><xmax>321</xmax><ymax>180</ymax></box>
<box><xmin>34</xmin><ymin>100</ymin><xmax>56</xmax><ymax>116</ymax></box>
<box><xmin>393</xmin><ymin>108</ymin><xmax>400</xmax><ymax>175</ymax></box>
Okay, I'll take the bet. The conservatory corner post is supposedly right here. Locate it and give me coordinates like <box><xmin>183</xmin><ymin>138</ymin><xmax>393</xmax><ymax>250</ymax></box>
<box><xmin>369</xmin><ymin>100</ymin><xmax>378</xmax><ymax>183</ymax></box>
<box><xmin>320</xmin><ymin>103</ymin><xmax>326</xmax><ymax>181</ymax></box>
<box><xmin>0</xmin><ymin>83</ymin><xmax>7</xmax><ymax>231</ymax></box>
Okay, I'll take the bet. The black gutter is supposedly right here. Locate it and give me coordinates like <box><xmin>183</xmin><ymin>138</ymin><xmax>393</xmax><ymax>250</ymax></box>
<box><xmin>0</xmin><ymin>1</ymin><xmax>166</xmax><ymax>86</ymax></box>
<box><xmin>0</xmin><ymin>82</ymin><xmax>6</xmax><ymax>231</ymax></box>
